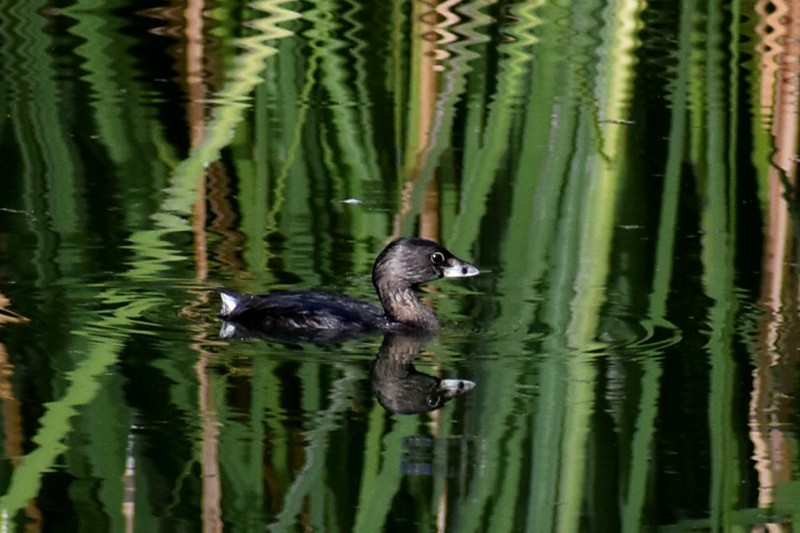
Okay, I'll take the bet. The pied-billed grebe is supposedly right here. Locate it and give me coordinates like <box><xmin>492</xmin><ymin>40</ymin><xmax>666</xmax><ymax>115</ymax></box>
<box><xmin>219</xmin><ymin>238</ymin><xmax>479</xmax><ymax>336</ymax></box>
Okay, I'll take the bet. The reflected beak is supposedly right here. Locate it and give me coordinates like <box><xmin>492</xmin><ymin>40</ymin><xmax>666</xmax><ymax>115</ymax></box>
<box><xmin>442</xmin><ymin>259</ymin><xmax>480</xmax><ymax>278</ymax></box>
<box><xmin>439</xmin><ymin>378</ymin><xmax>476</xmax><ymax>399</ymax></box>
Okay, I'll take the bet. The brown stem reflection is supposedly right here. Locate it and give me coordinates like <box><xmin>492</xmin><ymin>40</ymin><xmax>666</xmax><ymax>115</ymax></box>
<box><xmin>392</xmin><ymin>0</ymin><xmax>462</xmax><ymax>239</ymax></box>
<box><xmin>751</xmin><ymin>0</ymin><xmax>800</xmax><ymax>512</ymax></box>
<box><xmin>392</xmin><ymin>3</ymin><xmax>467</xmax><ymax>525</ymax></box>
<box><xmin>0</xmin><ymin>294</ymin><xmax>41</xmax><ymax>527</ymax></box>
<box><xmin>154</xmin><ymin>0</ymin><xmax>225</xmax><ymax>529</ymax></box>
<box><xmin>184</xmin><ymin>0</ymin><xmax>224</xmax><ymax>526</ymax></box>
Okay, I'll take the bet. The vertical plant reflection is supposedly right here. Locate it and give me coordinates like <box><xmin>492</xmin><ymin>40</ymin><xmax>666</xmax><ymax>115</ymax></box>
<box><xmin>2</xmin><ymin>0</ymin><xmax>800</xmax><ymax>529</ymax></box>
<box><xmin>751</xmin><ymin>0</ymin><xmax>800</xmax><ymax>514</ymax></box>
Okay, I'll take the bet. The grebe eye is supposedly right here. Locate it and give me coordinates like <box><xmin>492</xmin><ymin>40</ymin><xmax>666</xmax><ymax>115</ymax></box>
<box><xmin>430</xmin><ymin>252</ymin><xmax>445</xmax><ymax>265</ymax></box>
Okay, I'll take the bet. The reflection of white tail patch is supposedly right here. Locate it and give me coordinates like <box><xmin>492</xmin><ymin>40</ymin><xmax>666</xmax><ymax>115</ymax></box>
<box><xmin>219</xmin><ymin>322</ymin><xmax>237</xmax><ymax>338</ymax></box>
<box><xmin>220</xmin><ymin>292</ymin><xmax>239</xmax><ymax>317</ymax></box>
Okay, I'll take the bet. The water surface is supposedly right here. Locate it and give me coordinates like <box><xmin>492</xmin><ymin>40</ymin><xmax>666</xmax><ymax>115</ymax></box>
<box><xmin>1</xmin><ymin>0</ymin><xmax>799</xmax><ymax>530</ymax></box>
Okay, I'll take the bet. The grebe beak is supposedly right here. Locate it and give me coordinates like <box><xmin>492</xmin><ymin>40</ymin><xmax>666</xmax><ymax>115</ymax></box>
<box><xmin>439</xmin><ymin>378</ymin><xmax>476</xmax><ymax>399</ymax></box>
<box><xmin>442</xmin><ymin>259</ymin><xmax>480</xmax><ymax>278</ymax></box>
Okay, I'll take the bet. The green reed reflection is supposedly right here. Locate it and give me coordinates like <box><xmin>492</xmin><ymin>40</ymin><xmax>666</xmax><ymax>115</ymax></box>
<box><xmin>0</xmin><ymin>295</ymin><xmax>146</xmax><ymax>518</ymax></box>
<box><xmin>0</xmin><ymin>0</ymin><xmax>295</xmax><ymax>524</ymax></box>
<box><xmin>171</xmin><ymin>0</ymin><xmax>300</xmax><ymax>213</ymax></box>
<box><xmin>0</xmin><ymin>0</ymin><xmax>798</xmax><ymax>530</ymax></box>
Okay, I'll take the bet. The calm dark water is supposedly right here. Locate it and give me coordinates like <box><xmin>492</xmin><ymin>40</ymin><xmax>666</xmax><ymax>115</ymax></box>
<box><xmin>1</xmin><ymin>0</ymin><xmax>799</xmax><ymax>530</ymax></box>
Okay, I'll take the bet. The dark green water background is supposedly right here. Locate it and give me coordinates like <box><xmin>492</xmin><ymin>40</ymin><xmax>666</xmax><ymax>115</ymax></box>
<box><xmin>1</xmin><ymin>0</ymin><xmax>799</xmax><ymax>530</ymax></box>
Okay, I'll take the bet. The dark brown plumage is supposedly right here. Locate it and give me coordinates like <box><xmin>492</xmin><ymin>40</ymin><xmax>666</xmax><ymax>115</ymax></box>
<box><xmin>219</xmin><ymin>238</ymin><xmax>479</xmax><ymax>339</ymax></box>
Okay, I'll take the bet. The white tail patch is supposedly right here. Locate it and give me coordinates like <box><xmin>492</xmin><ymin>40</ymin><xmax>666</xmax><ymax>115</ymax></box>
<box><xmin>220</xmin><ymin>292</ymin><xmax>239</xmax><ymax>317</ymax></box>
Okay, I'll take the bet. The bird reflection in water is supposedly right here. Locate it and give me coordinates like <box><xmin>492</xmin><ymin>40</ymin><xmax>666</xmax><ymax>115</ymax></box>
<box><xmin>371</xmin><ymin>333</ymin><xmax>474</xmax><ymax>414</ymax></box>
<box><xmin>218</xmin><ymin>323</ymin><xmax>475</xmax><ymax>414</ymax></box>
